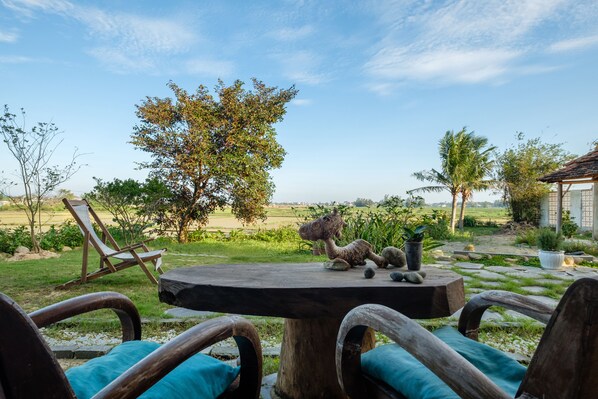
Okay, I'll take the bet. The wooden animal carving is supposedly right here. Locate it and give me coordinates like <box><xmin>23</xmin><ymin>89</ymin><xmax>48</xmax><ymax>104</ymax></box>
<box><xmin>299</xmin><ymin>209</ymin><xmax>388</xmax><ymax>269</ymax></box>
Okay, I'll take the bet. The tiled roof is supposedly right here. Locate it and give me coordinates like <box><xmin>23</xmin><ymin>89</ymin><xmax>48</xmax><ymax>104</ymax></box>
<box><xmin>538</xmin><ymin>148</ymin><xmax>598</xmax><ymax>183</ymax></box>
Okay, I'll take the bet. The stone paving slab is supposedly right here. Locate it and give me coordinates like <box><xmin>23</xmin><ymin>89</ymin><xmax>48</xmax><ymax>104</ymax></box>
<box><xmin>521</xmin><ymin>286</ymin><xmax>548</xmax><ymax>294</ymax></box>
<box><xmin>464</xmin><ymin>270</ymin><xmax>509</xmax><ymax>280</ymax></box>
<box><xmin>164</xmin><ymin>308</ymin><xmax>216</xmax><ymax>318</ymax></box>
<box><xmin>526</xmin><ymin>295</ymin><xmax>559</xmax><ymax>308</ymax></box>
<box><xmin>454</xmin><ymin>262</ymin><xmax>484</xmax><ymax>270</ymax></box>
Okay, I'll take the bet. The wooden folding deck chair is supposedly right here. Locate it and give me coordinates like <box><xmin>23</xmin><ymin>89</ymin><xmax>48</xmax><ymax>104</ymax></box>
<box><xmin>59</xmin><ymin>198</ymin><xmax>166</xmax><ymax>289</ymax></box>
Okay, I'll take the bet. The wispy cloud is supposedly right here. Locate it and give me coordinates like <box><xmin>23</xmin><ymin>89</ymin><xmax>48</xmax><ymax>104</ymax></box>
<box><xmin>0</xmin><ymin>30</ymin><xmax>18</xmax><ymax>43</ymax></box>
<box><xmin>364</xmin><ymin>0</ymin><xmax>597</xmax><ymax>88</ymax></box>
<box><xmin>0</xmin><ymin>55</ymin><xmax>40</xmax><ymax>64</ymax></box>
<box><xmin>291</xmin><ymin>98</ymin><xmax>312</xmax><ymax>106</ymax></box>
<box><xmin>269</xmin><ymin>25</ymin><xmax>314</xmax><ymax>41</ymax></box>
<box><xmin>1</xmin><ymin>0</ymin><xmax>224</xmax><ymax>74</ymax></box>
<box><xmin>367</xmin><ymin>47</ymin><xmax>519</xmax><ymax>84</ymax></box>
<box><xmin>273</xmin><ymin>50</ymin><xmax>328</xmax><ymax>85</ymax></box>
<box><xmin>549</xmin><ymin>35</ymin><xmax>598</xmax><ymax>52</ymax></box>
<box><xmin>185</xmin><ymin>59</ymin><xmax>235</xmax><ymax>78</ymax></box>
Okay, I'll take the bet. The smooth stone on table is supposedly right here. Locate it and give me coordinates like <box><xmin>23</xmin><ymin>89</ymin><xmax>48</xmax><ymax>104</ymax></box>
<box><xmin>323</xmin><ymin>259</ymin><xmax>350</xmax><ymax>271</ymax></box>
<box><xmin>381</xmin><ymin>247</ymin><xmax>407</xmax><ymax>268</ymax></box>
<box><xmin>404</xmin><ymin>271</ymin><xmax>424</xmax><ymax>284</ymax></box>
<box><xmin>364</xmin><ymin>267</ymin><xmax>376</xmax><ymax>279</ymax></box>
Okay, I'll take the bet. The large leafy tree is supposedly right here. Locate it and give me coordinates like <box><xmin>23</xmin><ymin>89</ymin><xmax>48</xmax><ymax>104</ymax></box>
<box><xmin>131</xmin><ymin>79</ymin><xmax>297</xmax><ymax>242</ymax></box>
<box><xmin>412</xmin><ymin>128</ymin><xmax>493</xmax><ymax>233</ymax></box>
<box><xmin>496</xmin><ymin>133</ymin><xmax>573</xmax><ymax>225</ymax></box>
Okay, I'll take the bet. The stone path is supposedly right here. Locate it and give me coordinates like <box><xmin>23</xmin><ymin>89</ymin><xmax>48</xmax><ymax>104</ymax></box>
<box><xmin>53</xmin><ymin>236</ymin><xmax>598</xmax><ymax>397</ymax></box>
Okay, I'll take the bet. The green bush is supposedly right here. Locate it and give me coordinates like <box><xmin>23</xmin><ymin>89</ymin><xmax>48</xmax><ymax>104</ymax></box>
<box><xmin>536</xmin><ymin>228</ymin><xmax>563</xmax><ymax>251</ymax></box>
<box><xmin>562</xmin><ymin>240</ymin><xmax>598</xmax><ymax>257</ymax></box>
<box><xmin>561</xmin><ymin>210</ymin><xmax>578</xmax><ymax>239</ymax></box>
<box><xmin>515</xmin><ymin>228</ymin><xmax>538</xmax><ymax>246</ymax></box>
<box><xmin>421</xmin><ymin>210</ymin><xmax>451</xmax><ymax>240</ymax></box>
<box><xmin>0</xmin><ymin>226</ymin><xmax>33</xmax><ymax>254</ymax></box>
<box><xmin>0</xmin><ymin>222</ymin><xmax>85</xmax><ymax>254</ymax></box>
<box><xmin>462</xmin><ymin>215</ymin><xmax>478</xmax><ymax>227</ymax></box>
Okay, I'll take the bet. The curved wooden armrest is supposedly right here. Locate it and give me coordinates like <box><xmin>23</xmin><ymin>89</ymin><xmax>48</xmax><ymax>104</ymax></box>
<box><xmin>92</xmin><ymin>315</ymin><xmax>262</xmax><ymax>399</ymax></box>
<box><xmin>29</xmin><ymin>292</ymin><xmax>141</xmax><ymax>342</ymax></box>
<box><xmin>336</xmin><ymin>304</ymin><xmax>511</xmax><ymax>399</ymax></box>
<box><xmin>458</xmin><ymin>290</ymin><xmax>554</xmax><ymax>340</ymax></box>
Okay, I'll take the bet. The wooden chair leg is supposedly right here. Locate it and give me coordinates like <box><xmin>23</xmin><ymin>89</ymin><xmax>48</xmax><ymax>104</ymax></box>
<box><xmin>81</xmin><ymin>234</ymin><xmax>90</xmax><ymax>283</ymax></box>
<box><xmin>131</xmin><ymin>252</ymin><xmax>158</xmax><ymax>284</ymax></box>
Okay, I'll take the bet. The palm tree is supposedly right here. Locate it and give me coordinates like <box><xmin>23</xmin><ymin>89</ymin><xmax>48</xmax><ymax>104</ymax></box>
<box><xmin>411</xmin><ymin>129</ymin><xmax>472</xmax><ymax>233</ymax></box>
<box><xmin>457</xmin><ymin>136</ymin><xmax>496</xmax><ymax>230</ymax></box>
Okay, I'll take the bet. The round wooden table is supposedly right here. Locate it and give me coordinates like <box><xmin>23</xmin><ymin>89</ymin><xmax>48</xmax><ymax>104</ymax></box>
<box><xmin>159</xmin><ymin>263</ymin><xmax>465</xmax><ymax>399</ymax></box>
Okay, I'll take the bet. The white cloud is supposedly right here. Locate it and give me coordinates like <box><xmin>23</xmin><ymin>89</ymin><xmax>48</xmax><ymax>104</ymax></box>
<box><xmin>185</xmin><ymin>59</ymin><xmax>235</xmax><ymax>78</ymax></box>
<box><xmin>270</xmin><ymin>25</ymin><xmax>314</xmax><ymax>41</ymax></box>
<box><xmin>0</xmin><ymin>30</ymin><xmax>18</xmax><ymax>43</ymax></box>
<box><xmin>291</xmin><ymin>98</ymin><xmax>312</xmax><ymax>106</ymax></box>
<box><xmin>274</xmin><ymin>50</ymin><xmax>328</xmax><ymax>85</ymax></box>
<box><xmin>367</xmin><ymin>47</ymin><xmax>519</xmax><ymax>84</ymax></box>
<box><xmin>0</xmin><ymin>55</ymin><xmax>35</xmax><ymax>63</ymax></box>
<box><xmin>364</xmin><ymin>0</ymin><xmax>596</xmax><ymax>87</ymax></box>
<box><xmin>549</xmin><ymin>35</ymin><xmax>598</xmax><ymax>52</ymax></box>
<box><xmin>1</xmin><ymin>0</ymin><xmax>212</xmax><ymax>74</ymax></box>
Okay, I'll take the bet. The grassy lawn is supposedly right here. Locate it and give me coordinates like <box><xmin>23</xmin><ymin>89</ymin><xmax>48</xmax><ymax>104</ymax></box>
<box><xmin>0</xmin><ymin>239</ymin><xmax>322</xmax><ymax>315</ymax></box>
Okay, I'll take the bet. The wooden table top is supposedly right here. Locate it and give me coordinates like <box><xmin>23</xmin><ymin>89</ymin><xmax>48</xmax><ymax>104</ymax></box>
<box><xmin>159</xmin><ymin>263</ymin><xmax>465</xmax><ymax>319</ymax></box>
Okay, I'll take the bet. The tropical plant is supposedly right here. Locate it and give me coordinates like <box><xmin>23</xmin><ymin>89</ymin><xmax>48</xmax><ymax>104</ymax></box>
<box><xmin>457</xmin><ymin>134</ymin><xmax>496</xmax><ymax>230</ymax></box>
<box><xmin>412</xmin><ymin>128</ymin><xmax>494</xmax><ymax>233</ymax></box>
<box><xmin>402</xmin><ymin>225</ymin><xmax>427</xmax><ymax>242</ymax></box>
<box><xmin>131</xmin><ymin>79</ymin><xmax>297</xmax><ymax>243</ymax></box>
<box><xmin>536</xmin><ymin>228</ymin><xmax>563</xmax><ymax>252</ymax></box>
<box><xmin>496</xmin><ymin>133</ymin><xmax>573</xmax><ymax>225</ymax></box>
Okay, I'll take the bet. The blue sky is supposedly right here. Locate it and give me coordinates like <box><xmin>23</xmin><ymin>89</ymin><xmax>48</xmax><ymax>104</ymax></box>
<box><xmin>1</xmin><ymin>0</ymin><xmax>597</xmax><ymax>204</ymax></box>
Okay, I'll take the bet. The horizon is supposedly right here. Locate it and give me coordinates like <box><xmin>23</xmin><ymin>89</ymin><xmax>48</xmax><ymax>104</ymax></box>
<box><xmin>1</xmin><ymin>1</ymin><xmax>597</xmax><ymax>204</ymax></box>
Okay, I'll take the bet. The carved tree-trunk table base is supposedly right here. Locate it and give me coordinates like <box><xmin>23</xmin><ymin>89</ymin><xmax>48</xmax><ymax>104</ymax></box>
<box><xmin>275</xmin><ymin>318</ymin><xmax>375</xmax><ymax>399</ymax></box>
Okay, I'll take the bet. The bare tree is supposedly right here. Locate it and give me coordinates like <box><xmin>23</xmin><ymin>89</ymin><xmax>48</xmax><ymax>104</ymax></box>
<box><xmin>0</xmin><ymin>105</ymin><xmax>82</xmax><ymax>252</ymax></box>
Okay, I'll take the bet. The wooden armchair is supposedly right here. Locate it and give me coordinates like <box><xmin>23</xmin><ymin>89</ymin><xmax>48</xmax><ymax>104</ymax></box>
<box><xmin>59</xmin><ymin>198</ymin><xmax>166</xmax><ymax>289</ymax></box>
<box><xmin>336</xmin><ymin>277</ymin><xmax>598</xmax><ymax>399</ymax></box>
<box><xmin>0</xmin><ymin>291</ymin><xmax>262</xmax><ymax>399</ymax></box>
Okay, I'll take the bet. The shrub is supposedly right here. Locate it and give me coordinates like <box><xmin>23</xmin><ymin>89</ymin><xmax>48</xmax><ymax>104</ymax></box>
<box><xmin>0</xmin><ymin>226</ymin><xmax>33</xmax><ymax>254</ymax></box>
<box><xmin>515</xmin><ymin>228</ymin><xmax>538</xmax><ymax>246</ymax></box>
<box><xmin>462</xmin><ymin>215</ymin><xmax>478</xmax><ymax>227</ymax></box>
<box><xmin>536</xmin><ymin>228</ymin><xmax>563</xmax><ymax>251</ymax></box>
<box><xmin>562</xmin><ymin>240</ymin><xmax>598</xmax><ymax>257</ymax></box>
<box><xmin>561</xmin><ymin>210</ymin><xmax>578</xmax><ymax>239</ymax></box>
<box><xmin>40</xmin><ymin>225</ymin><xmax>64</xmax><ymax>251</ymax></box>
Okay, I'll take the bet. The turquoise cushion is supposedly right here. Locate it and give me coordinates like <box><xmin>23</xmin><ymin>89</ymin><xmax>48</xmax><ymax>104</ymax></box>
<box><xmin>66</xmin><ymin>340</ymin><xmax>240</xmax><ymax>399</ymax></box>
<box><xmin>361</xmin><ymin>326</ymin><xmax>526</xmax><ymax>399</ymax></box>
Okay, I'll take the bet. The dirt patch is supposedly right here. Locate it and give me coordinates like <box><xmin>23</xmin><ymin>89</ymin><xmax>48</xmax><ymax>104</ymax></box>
<box><xmin>439</xmin><ymin>234</ymin><xmax>537</xmax><ymax>256</ymax></box>
<box><xmin>6</xmin><ymin>250</ymin><xmax>60</xmax><ymax>262</ymax></box>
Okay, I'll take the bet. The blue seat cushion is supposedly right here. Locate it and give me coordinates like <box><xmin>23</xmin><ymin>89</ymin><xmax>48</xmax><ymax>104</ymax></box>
<box><xmin>66</xmin><ymin>340</ymin><xmax>240</xmax><ymax>399</ymax></box>
<box><xmin>361</xmin><ymin>326</ymin><xmax>526</xmax><ymax>399</ymax></box>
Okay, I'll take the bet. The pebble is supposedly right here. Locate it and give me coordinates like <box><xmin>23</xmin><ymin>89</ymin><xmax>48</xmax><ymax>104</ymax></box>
<box><xmin>364</xmin><ymin>267</ymin><xmax>376</xmax><ymax>279</ymax></box>
<box><xmin>404</xmin><ymin>271</ymin><xmax>424</xmax><ymax>284</ymax></box>
<box><xmin>390</xmin><ymin>271</ymin><xmax>404</xmax><ymax>282</ymax></box>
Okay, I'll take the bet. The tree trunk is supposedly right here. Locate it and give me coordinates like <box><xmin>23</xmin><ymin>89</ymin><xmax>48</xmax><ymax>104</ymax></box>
<box><xmin>29</xmin><ymin>221</ymin><xmax>41</xmax><ymax>253</ymax></box>
<box><xmin>450</xmin><ymin>193</ymin><xmax>458</xmax><ymax>233</ymax></box>
<box><xmin>458</xmin><ymin>197</ymin><xmax>467</xmax><ymax>231</ymax></box>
